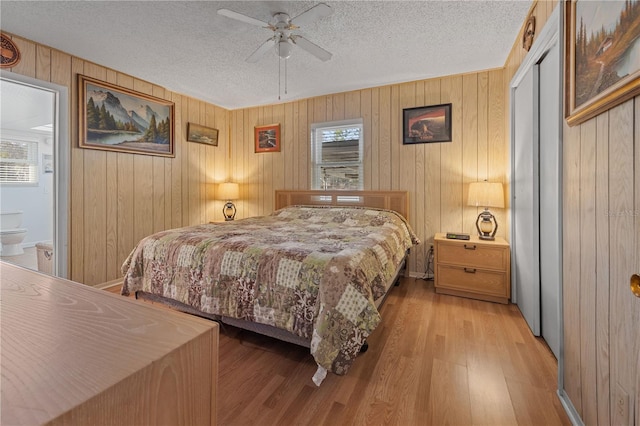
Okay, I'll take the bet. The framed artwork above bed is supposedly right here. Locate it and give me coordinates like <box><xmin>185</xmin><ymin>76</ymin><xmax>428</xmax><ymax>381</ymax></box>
<box><xmin>402</xmin><ymin>103</ymin><xmax>452</xmax><ymax>144</ymax></box>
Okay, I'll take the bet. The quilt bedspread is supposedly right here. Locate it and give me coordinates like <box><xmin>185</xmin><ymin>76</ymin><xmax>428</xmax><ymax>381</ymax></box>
<box><xmin>122</xmin><ymin>206</ymin><xmax>419</xmax><ymax>375</ymax></box>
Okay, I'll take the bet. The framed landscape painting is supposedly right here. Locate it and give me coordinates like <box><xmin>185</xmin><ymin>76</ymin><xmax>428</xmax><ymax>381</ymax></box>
<box><xmin>565</xmin><ymin>0</ymin><xmax>640</xmax><ymax>126</ymax></box>
<box><xmin>187</xmin><ymin>123</ymin><xmax>218</xmax><ymax>146</ymax></box>
<box><xmin>78</xmin><ymin>75</ymin><xmax>175</xmax><ymax>157</ymax></box>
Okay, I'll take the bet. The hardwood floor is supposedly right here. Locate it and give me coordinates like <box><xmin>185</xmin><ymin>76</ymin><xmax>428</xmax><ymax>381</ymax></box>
<box><xmin>110</xmin><ymin>277</ymin><xmax>570</xmax><ymax>425</ymax></box>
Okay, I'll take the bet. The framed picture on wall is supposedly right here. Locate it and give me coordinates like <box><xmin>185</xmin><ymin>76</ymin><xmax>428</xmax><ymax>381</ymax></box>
<box><xmin>402</xmin><ymin>103</ymin><xmax>452</xmax><ymax>144</ymax></box>
<box><xmin>565</xmin><ymin>0</ymin><xmax>640</xmax><ymax>126</ymax></box>
<box><xmin>187</xmin><ymin>123</ymin><xmax>218</xmax><ymax>146</ymax></box>
<box><xmin>254</xmin><ymin>123</ymin><xmax>280</xmax><ymax>153</ymax></box>
<box><xmin>78</xmin><ymin>75</ymin><xmax>175</xmax><ymax>157</ymax></box>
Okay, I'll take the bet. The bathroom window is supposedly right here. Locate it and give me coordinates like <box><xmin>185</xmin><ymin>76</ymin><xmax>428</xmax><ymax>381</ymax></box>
<box><xmin>311</xmin><ymin>119</ymin><xmax>364</xmax><ymax>190</ymax></box>
<box><xmin>0</xmin><ymin>140</ymin><xmax>39</xmax><ymax>185</ymax></box>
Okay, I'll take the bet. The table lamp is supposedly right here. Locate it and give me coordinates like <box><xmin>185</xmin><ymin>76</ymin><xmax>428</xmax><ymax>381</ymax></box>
<box><xmin>468</xmin><ymin>181</ymin><xmax>504</xmax><ymax>240</ymax></box>
<box><xmin>217</xmin><ymin>182</ymin><xmax>239</xmax><ymax>221</ymax></box>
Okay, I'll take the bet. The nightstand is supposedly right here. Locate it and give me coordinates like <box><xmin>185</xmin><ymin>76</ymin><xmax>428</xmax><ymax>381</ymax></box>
<box><xmin>433</xmin><ymin>233</ymin><xmax>510</xmax><ymax>304</ymax></box>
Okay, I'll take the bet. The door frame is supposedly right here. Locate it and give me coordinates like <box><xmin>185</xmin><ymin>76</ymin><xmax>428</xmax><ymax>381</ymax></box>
<box><xmin>508</xmin><ymin>6</ymin><xmax>581</xmax><ymax>424</ymax></box>
<box><xmin>0</xmin><ymin>71</ymin><xmax>70</xmax><ymax>278</ymax></box>
<box><xmin>510</xmin><ymin>5</ymin><xmax>560</xmax><ymax>304</ymax></box>
<box><xmin>510</xmin><ymin>7</ymin><xmax>560</xmax><ymax>334</ymax></box>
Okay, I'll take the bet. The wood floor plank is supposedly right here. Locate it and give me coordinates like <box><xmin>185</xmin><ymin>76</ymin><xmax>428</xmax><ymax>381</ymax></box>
<box><xmin>111</xmin><ymin>277</ymin><xmax>570</xmax><ymax>425</ymax></box>
<box><xmin>427</xmin><ymin>358</ymin><xmax>473</xmax><ymax>425</ymax></box>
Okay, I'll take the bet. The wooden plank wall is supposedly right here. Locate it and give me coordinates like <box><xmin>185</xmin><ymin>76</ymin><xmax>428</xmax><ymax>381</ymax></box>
<box><xmin>6</xmin><ymin>34</ymin><xmax>230</xmax><ymax>286</ymax></box>
<box><xmin>229</xmin><ymin>71</ymin><xmax>507</xmax><ymax>277</ymax></box>
<box><xmin>504</xmin><ymin>1</ymin><xmax>640</xmax><ymax>425</ymax></box>
<box><xmin>561</xmin><ymin>90</ymin><xmax>639</xmax><ymax>426</ymax></box>
<box><xmin>5</xmin><ymin>31</ymin><xmax>508</xmax><ymax>284</ymax></box>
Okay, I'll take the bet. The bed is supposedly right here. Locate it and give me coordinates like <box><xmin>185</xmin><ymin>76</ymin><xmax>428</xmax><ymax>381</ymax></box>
<box><xmin>121</xmin><ymin>190</ymin><xmax>419</xmax><ymax>385</ymax></box>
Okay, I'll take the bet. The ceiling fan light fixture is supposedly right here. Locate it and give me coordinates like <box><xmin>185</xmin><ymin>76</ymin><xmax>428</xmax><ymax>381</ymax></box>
<box><xmin>277</xmin><ymin>39</ymin><xmax>293</xmax><ymax>59</ymax></box>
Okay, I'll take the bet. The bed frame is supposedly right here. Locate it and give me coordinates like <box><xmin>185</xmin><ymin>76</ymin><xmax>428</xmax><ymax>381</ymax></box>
<box><xmin>275</xmin><ymin>190</ymin><xmax>410</xmax><ymax>220</ymax></box>
<box><xmin>137</xmin><ymin>190</ymin><xmax>411</xmax><ymax>350</ymax></box>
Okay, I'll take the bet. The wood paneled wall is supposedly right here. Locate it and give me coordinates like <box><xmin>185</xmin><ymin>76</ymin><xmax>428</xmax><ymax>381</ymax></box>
<box><xmin>561</xmin><ymin>90</ymin><xmax>639</xmax><ymax>426</ymax></box>
<box><xmin>229</xmin><ymin>71</ymin><xmax>507</xmax><ymax>276</ymax></box>
<box><xmin>504</xmin><ymin>2</ymin><xmax>639</xmax><ymax>425</ymax></box>
<box><xmin>6</xmin><ymin>34</ymin><xmax>230</xmax><ymax>286</ymax></box>
<box><xmin>5</xmin><ymin>32</ymin><xmax>508</xmax><ymax>284</ymax></box>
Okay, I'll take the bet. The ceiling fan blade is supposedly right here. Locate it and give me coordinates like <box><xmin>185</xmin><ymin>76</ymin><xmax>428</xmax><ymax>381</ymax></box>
<box><xmin>290</xmin><ymin>3</ymin><xmax>332</xmax><ymax>28</ymax></box>
<box><xmin>291</xmin><ymin>35</ymin><xmax>332</xmax><ymax>62</ymax></box>
<box><xmin>246</xmin><ymin>37</ymin><xmax>275</xmax><ymax>63</ymax></box>
<box><xmin>217</xmin><ymin>9</ymin><xmax>271</xmax><ymax>28</ymax></box>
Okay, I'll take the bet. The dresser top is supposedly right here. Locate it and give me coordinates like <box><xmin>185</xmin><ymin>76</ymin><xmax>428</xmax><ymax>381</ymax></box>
<box><xmin>434</xmin><ymin>232</ymin><xmax>509</xmax><ymax>247</ymax></box>
<box><xmin>1</xmin><ymin>261</ymin><xmax>217</xmax><ymax>425</ymax></box>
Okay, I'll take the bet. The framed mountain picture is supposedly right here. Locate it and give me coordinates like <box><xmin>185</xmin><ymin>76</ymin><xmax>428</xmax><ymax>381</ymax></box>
<box><xmin>565</xmin><ymin>0</ymin><xmax>640</xmax><ymax>126</ymax></box>
<box><xmin>78</xmin><ymin>75</ymin><xmax>175</xmax><ymax>157</ymax></box>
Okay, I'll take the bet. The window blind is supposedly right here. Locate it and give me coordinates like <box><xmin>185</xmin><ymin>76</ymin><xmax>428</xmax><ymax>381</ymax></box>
<box><xmin>0</xmin><ymin>140</ymin><xmax>39</xmax><ymax>184</ymax></box>
<box><xmin>311</xmin><ymin>119</ymin><xmax>363</xmax><ymax>190</ymax></box>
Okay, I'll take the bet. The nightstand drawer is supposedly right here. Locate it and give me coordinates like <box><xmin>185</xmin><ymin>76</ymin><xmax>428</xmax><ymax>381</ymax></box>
<box><xmin>436</xmin><ymin>265</ymin><xmax>508</xmax><ymax>298</ymax></box>
<box><xmin>436</xmin><ymin>242</ymin><xmax>507</xmax><ymax>270</ymax></box>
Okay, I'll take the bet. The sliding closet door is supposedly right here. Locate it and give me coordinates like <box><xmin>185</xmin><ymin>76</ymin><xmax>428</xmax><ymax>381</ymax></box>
<box><xmin>512</xmin><ymin>66</ymin><xmax>540</xmax><ymax>335</ymax></box>
<box><xmin>538</xmin><ymin>42</ymin><xmax>561</xmax><ymax>359</ymax></box>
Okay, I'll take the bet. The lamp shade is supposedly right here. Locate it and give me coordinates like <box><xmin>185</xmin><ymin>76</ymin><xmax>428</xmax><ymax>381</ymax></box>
<box><xmin>217</xmin><ymin>182</ymin><xmax>239</xmax><ymax>201</ymax></box>
<box><xmin>468</xmin><ymin>182</ymin><xmax>504</xmax><ymax>209</ymax></box>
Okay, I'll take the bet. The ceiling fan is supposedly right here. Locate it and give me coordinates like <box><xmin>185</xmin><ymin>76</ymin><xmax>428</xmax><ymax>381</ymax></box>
<box><xmin>217</xmin><ymin>3</ymin><xmax>333</xmax><ymax>63</ymax></box>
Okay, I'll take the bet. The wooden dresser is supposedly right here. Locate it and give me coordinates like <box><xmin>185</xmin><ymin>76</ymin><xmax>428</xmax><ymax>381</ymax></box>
<box><xmin>1</xmin><ymin>262</ymin><xmax>219</xmax><ymax>425</ymax></box>
<box><xmin>434</xmin><ymin>233</ymin><xmax>511</xmax><ymax>304</ymax></box>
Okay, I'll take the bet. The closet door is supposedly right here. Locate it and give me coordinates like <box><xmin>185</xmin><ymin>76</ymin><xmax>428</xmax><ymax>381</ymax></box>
<box><xmin>512</xmin><ymin>66</ymin><xmax>540</xmax><ymax>335</ymax></box>
<box><xmin>538</xmin><ymin>42</ymin><xmax>561</xmax><ymax>359</ymax></box>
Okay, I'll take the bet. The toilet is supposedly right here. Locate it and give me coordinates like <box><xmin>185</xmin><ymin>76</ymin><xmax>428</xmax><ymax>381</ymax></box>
<box><xmin>0</xmin><ymin>211</ymin><xmax>28</xmax><ymax>256</ymax></box>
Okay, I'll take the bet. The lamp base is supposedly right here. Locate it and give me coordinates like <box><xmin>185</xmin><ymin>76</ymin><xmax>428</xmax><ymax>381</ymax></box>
<box><xmin>223</xmin><ymin>201</ymin><xmax>236</xmax><ymax>221</ymax></box>
<box><xmin>475</xmin><ymin>209</ymin><xmax>498</xmax><ymax>240</ymax></box>
<box><xmin>478</xmin><ymin>234</ymin><xmax>496</xmax><ymax>241</ymax></box>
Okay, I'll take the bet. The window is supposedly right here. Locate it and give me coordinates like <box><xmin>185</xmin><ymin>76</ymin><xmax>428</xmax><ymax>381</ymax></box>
<box><xmin>0</xmin><ymin>139</ymin><xmax>39</xmax><ymax>184</ymax></box>
<box><xmin>311</xmin><ymin>119</ymin><xmax>363</xmax><ymax>190</ymax></box>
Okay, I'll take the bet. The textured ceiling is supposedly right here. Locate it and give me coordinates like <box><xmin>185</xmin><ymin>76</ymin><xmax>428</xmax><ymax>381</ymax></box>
<box><xmin>1</xmin><ymin>1</ymin><xmax>532</xmax><ymax>110</ymax></box>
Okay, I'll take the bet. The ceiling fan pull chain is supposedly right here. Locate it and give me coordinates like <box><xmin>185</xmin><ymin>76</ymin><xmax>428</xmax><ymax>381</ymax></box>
<box><xmin>278</xmin><ymin>56</ymin><xmax>281</xmax><ymax>100</ymax></box>
<box><xmin>285</xmin><ymin>59</ymin><xmax>288</xmax><ymax>95</ymax></box>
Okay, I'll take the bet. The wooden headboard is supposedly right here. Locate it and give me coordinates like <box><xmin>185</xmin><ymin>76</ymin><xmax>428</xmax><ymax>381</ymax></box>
<box><xmin>275</xmin><ymin>190</ymin><xmax>410</xmax><ymax>220</ymax></box>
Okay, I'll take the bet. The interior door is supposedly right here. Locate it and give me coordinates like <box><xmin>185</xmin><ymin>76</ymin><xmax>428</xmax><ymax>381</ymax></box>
<box><xmin>538</xmin><ymin>43</ymin><xmax>561</xmax><ymax>359</ymax></box>
<box><xmin>512</xmin><ymin>65</ymin><xmax>541</xmax><ymax>335</ymax></box>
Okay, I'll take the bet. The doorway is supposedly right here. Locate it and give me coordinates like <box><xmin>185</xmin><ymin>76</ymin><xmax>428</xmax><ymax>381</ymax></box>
<box><xmin>510</xmin><ymin>8</ymin><xmax>562</xmax><ymax>360</ymax></box>
<box><xmin>0</xmin><ymin>72</ymin><xmax>69</xmax><ymax>278</ymax></box>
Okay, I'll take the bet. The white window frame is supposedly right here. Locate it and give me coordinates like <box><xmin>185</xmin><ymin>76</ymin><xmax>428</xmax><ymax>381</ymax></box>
<box><xmin>0</xmin><ymin>138</ymin><xmax>39</xmax><ymax>186</ymax></box>
<box><xmin>311</xmin><ymin>118</ymin><xmax>364</xmax><ymax>190</ymax></box>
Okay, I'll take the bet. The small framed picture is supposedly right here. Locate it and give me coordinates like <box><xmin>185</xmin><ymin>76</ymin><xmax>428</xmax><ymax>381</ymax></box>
<box><xmin>187</xmin><ymin>123</ymin><xmax>218</xmax><ymax>146</ymax></box>
<box><xmin>402</xmin><ymin>103</ymin><xmax>452</xmax><ymax>144</ymax></box>
<box><xmin>254</xmin><ymin>123</ymin><xmax>280</xmax><ymax>153</ymax></box>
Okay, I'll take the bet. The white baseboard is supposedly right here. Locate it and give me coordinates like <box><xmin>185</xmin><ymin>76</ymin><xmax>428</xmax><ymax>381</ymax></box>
<box><xmin>557</xmin><ymin>389</ymin><xmax>583</xmax><ymax>426</ymax></box>
<box><xmin>95</xmin><ymin>278</ymin><xmax>124</xmax><ymax>290</ymax></box>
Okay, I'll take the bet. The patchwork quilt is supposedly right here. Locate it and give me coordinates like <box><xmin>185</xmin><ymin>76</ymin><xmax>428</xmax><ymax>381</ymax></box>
<box><xmin>122</xmin><ymin>206</ymin><xmax>419</xmax><ymax>376</ymax></box>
